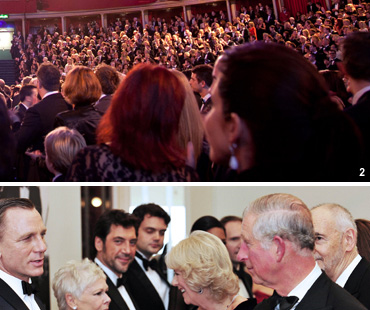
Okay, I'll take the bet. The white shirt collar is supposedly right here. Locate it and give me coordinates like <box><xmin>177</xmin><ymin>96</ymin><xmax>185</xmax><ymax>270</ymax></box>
<box><xmin>20</xmin><ymin>103</ymin><xmax>29</xmax><ymax>110</ymax></box>
<box><xmin>288</xmin><ymin>262</ymin><xmax>322</xmax><ymax>307</ymax></box>
<box><xmin>95</xmin><ymin>257</ymin><xmax>118</xmax><ymax>285</ymax></box>
<box><xmin>336</xmin><ymin>254</ymin><xmax>362</xmax><ymax>287</ymax></box>
<box><xmin>42</xmin><ymin>91</ymin><xmax>59</xmax><ymax>99</ymax></box>
<box><xmin>202</xmin><ymin>93</ymin><xmax>211</xmax><ymax>102</ymax></box>
<box><xmin>352</xmin><ymin>85</ymin><xmax>370</xmax><ymax>105</ymax></box>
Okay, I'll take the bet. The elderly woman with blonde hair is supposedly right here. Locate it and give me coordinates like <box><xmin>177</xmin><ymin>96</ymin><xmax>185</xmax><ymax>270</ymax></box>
<box><xmin>52</xmin><ymin>258</ymin><xmax>110</xmax><ymax>310</ymax></box>
<box><xmin>166</xmin><ymin>231</ymin><xmax>256</xmax><ymax>310</ymax></box>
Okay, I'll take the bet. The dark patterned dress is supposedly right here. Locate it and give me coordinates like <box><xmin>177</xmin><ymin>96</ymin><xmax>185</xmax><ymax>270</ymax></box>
<box><xmin>66</xmin><ymin>144</ymin><xmax>198</xmax><ymax>182</ymax></box>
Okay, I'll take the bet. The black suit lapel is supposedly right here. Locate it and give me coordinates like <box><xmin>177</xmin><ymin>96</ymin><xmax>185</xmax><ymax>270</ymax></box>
<box><xmin>0</xmin><ymin>279</ymin><xmax>30</xmax><ymax>310</ymax></box>
<box><xmin>105</xmin><ymin>275</ymin><xmax>130</xmax><ymax>310</ymax></box>
<box><xmin>344</xmin><ymin>258</ymin><xmax>370</xmax><ymax>298</ymax></box>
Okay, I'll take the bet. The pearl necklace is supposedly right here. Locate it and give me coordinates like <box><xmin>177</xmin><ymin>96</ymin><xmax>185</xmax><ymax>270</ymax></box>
<box><xmin>225</xmin><ymin>295</ymin><xmax>238</xmax><ymax>310</ymax></box>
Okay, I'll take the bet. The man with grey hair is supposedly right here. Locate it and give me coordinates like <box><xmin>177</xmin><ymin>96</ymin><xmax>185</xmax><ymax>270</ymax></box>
<box><xmin>238</xmin><ymin>193</ymin><xmax>366</xmax><ymax>310</ymax></box>
<box><xmin>311</xmin><ymin>203</ymin><xmax>370</xmax><ymax>309</ymax></box>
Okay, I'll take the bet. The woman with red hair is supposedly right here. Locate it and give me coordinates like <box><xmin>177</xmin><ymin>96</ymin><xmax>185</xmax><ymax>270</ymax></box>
<box><xmin>66</xmin><ymin>63</ymin><xmax>197</xmax><ymax>181</ymax></box>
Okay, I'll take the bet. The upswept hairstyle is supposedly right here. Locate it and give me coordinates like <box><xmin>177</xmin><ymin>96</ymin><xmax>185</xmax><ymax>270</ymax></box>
<box><xmin>133</xmin><ymin>203</ymin><xmax>170</xmax><ymax>226</ymax></box>
<box><xmin>190</xmin><ymin>215</ymin><xmax>225</xmax><ymax>234</ymax></box>
<box><xmin>63</xmin><ymin>66</ymin><xmax>102</xmax><ymax>107</ymax></box>
<box><xmin>44</xmin><ymin>126</ymin><xmax>87</xmax><ymax>175</ymax></box>
<box><xmin>37</xmin><ymin>63</ymin><xmax>61</xmax><ymax>91</ymax></box>
<box><xmin>216</xmin><ymin>42</ymin><xmax>362</xmax><ymax>180</ymax></box>
<box><xmin>52</xmin><ymin>258</ymin><xmax>106</xmax><ymax>310</ymax></box>
<box><xmin>0</xmin><ymin>198</ymin><xmax>35</xmax><ymax>240</ymax></box>
<box><xmin>245</xmin><ymin>193</ymin><xmax>315</xmax><ymax>252</ymax></box>
<box><xmin>166</xmin><ymin>231</ymin><xmax>239</xmax><ymax>303</ymax></box>
<box><xmin>97</xmin><ymin>63</ymin><xmax>186</xmax><ymax>172</ymax></box>
<box><xmin>311</xmin><ymin>203</ymin><xmax>357</xmax><ymax>233</ymax></box>
<box><xmin>341</xmin><ymin>32</ymin><xmax>370</xmax><ymax>81</ymax></box>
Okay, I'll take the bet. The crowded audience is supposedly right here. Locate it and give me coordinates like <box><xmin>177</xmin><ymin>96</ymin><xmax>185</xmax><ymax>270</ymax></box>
<box><xmin>1</xmin><ymin>1</ymin><xmax>370</xmax><ymax>181</ymax></box>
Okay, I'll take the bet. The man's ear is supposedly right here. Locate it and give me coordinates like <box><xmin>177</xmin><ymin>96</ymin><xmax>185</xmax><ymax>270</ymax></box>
<box><xmin>95</xmin><ymin>236</ymin><xmax>103</xmax><ymax>252</ymax></box>
<box><xmin>343</xmin><ymin>228</ymin><xmax>357</xmax><ymax>252</ymax></box>
<box><xmin>272</xmin><ymin>236</ymin><xmax>286</xmax><ymax>263</ymax></box>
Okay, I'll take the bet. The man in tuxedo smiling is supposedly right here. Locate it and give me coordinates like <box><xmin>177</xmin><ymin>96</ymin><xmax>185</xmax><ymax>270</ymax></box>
<box><xmin>0</xmin><ymin>198</ymin><xmax>47</xmax><ymax>310</ymax></box>
<box><xmin>94</xmin><ymin>210</ymin><xmax>140</xmax><ymax>310</ymax></box>
<box><xmin>238</xmin><ymin>193</ymin><xmax>366</xmax><ymax>310</ymax></box>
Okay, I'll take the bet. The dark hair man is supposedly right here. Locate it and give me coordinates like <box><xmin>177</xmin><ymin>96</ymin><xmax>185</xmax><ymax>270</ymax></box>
<box><xmin>15</xmin><ymin>63</ymin><xmax>71</xmax><ymax>153</ymax></box>
<box><xmin>12</xmin><ymin>85</ymin><xmax>38</xmax><ymax>132</ymax></box>
<box><xmin>0</xmin><ymin>198</ymin><xmax>47</xmax><ymax>310</ymax></box>
<box><xmin>342</xmin><ymin>32</ymin><xmax>370</xmax><ymax>179</ymax></box>
<box><xmin>190</xmin><ymin>65</ymin><xmax>213</xmax><ymax>115</ymax></box>
<box><xmin>220</xmin><ymin>215</ymin><xmax>253</xmax><ymax>299</ymax></box>
<box><xmin>126</xmin><ymin>203</ymin><xmax>173</xmax><ymax>310</ymax></box>
<box><xmin>238</xmin><ymin>193</ymin><xmax>367</xmax><ymax>310</ymax></box>
<box><xmin>94</xmin><ymin>209</ymin><xmax>140</xmax><ymax>310</ymax></box>
<box><xmin>311</xmin><ymin>203</ymin><xmax>370</xmax><ymax>309</ymax></box>
<box><xmin>94</xmin><ymin>64</ymin><xmax>121</xmax><ymax>114</ymax></box>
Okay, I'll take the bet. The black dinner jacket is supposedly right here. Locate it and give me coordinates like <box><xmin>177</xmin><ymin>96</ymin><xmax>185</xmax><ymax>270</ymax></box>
<box><xmin>234</xmin><ymin>264</ymin><xmax>254</xmax><ymax>298</ymax></box>
<box><xmin>0</xmin><ymin>279</ymin><xmax>46</xmax><ymax>310</ymax></box>
<box><xmin>105</xmin><ymin>274</ymin><xmax>137</xmax><ymax>310</ymax></box>
<box><xmin>254</xmin><ymin>272</ymin><xmax>367</xmax><ymax>310</ymax></box>
<box><xmin>344</xmin><ymin>257</ymin><xmax>370</xmax><ymax>309</ymax></box>
<box><xmin>95</xmin><ymin>94</ymin><xmax>113</xmax><ymax>114</ymax></box>
<box><xmin>15</xmin><ymin>92</ymin><xmax>71</xmax><ymax>153</ymax></box>
<box><xmin>345</xmin><ymin>91</ymin><xmax>370</xmax><ymax>179</ymax></box>
<box><xmin>126</xmin><ymin>258</ymin><xmax>168</xmax><ymax>310</ymax></box>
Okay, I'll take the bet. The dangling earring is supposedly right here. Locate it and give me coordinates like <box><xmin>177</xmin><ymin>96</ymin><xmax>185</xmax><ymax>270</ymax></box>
<box><xmin>229</xmin><ymin>143</ymin><xmax>239</xmax><ymax>170</ymax></box>
<box><xmin>198</xmin><ymin>288</ymin><xmax>203</xmax><ymax>294</ymax></box>
<box><xmin>72</xmin><ymin>307</ymin><xmax>77</xmax><ymax>310</ymax></box>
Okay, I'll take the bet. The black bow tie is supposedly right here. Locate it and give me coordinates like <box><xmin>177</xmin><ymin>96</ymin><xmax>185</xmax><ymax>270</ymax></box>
<box><xmin>116</xmin><ymin>275</ymin><xmax>127</xmax><ymax>288</ymax></box>
<box><xmin>135</xmin><ymin>252</ymin><xmax>158</xmax><ymax>271</ymax></box>
<box><xmin>271</xmin><ymin>291</ymin><xmax>299</xmax><ymax>310</ymax></box>
<box><xmin>22</xmin><ymin>281</ymin><xmax>37</xmax><ymax>296</ymax></box>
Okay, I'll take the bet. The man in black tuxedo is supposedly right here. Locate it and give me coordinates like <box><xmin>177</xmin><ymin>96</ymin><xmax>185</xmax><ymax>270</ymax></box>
<box><xmin>189</xmin><ymin>65</ymin><xmax>213</xmax><ymax>115</ymax></box>
<box><xmin>15</xmin><ymin>63</ymin><xmax>70</xmax><ymax>153</ymax></box>
<box><xmin>311</xmin><ymin>203</ymin><xmax>370</xmax><ymax>309</ymax></box>
<box><xmin>12</xmin><ymin>85</ymin><xmax>38</xmax><ymax>132</ymax></box>
<box><xmin>94</xmin><ymin>210</ymin><xmax>141</xmax><ymax>310</ymax></box>
<box><xmin>238</xmin><ymin>193</ymin><xmax>367</xmax><ymax>310</ymax></box>
<box><xmin>0</xmin><ymin>198</ymin><xmax>47</xmax><ymax>310</ymax></box>
<box><xmin>220</xmin><ymin>216</ymin><xmax>254</xmax><ymax>299</ymax></box>
<box><xmin>342</xmin><ymin>32</ymin><xmax>370</xmax><ymax>180</ymax></box>
<box><xmin>126</xmin><ymin>203</ymin><xmax>171</xmax><ymax>310</ymax></box>
<box><xmin>94</xmin><ymin>64</ymin><xmax>121</xmax><ymax>114</ymax></box>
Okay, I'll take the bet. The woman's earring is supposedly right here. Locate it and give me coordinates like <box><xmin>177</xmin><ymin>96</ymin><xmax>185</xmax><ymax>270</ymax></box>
<box><xmin>229</xmin><ymin>143</ymin><xmax>239</xmax><ymax>170</ymax></box>
<box><xmin>72</xmin><ymin>307</ymin><xmax>77</xmax><ymax>310</ymax></box>
<box><xmin>198</xmin><ymin>288</ymin><xmax>203</xmax><ymax>294</ymax></box>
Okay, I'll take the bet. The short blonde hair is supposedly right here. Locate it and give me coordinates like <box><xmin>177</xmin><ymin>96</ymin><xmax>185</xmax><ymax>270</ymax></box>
<box><xmin>63</xmin><ymin>66</ymin><xmax>102</xmax><ymax>106</ymax></box>
<box><xmin>45</xmin><ymin>126</ymin><xmax>86</xmax><ymax>174</ymax></box>
<box><xmin>166</xmin><ymin>231</ymin><xmax>239</xmax><ymax>303</ymax></box>
<box><xmin>52</xmin><ymin>258</ymin><xmax>106</xmax><ymax>310</ymax></box>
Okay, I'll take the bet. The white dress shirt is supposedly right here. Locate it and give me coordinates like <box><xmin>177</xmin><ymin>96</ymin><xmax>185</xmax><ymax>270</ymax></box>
<box><xmin>285</xmin><ymin>263</ymin><xmax>322</xmax><ymax>310</ymax></box>
<box><xmin>0</xmin><ymin>269</ymin><xmax>41</xmax><ymax>310</ymax></box>
<box><xmin>135</xmin><ymin>251</ymin><xmax>170</xmax><ymax>310</ymax></box>
<box><xmin>95</xmin><ymin>258</ymin><xmax>137</xmax><ymax>310</ymax></box>
<box><xmin>336</xmin><ymin>254</ymin><xmax>362</xmax><ymax>287</ymax></box>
